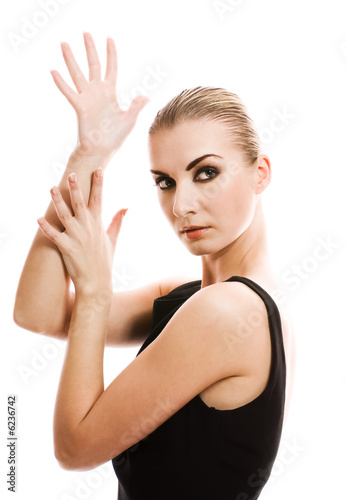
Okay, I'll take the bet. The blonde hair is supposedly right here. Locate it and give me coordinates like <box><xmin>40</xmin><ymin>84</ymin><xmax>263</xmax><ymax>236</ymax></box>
<box><xmin>149</xmin><ymin>86</ymin><xmax>261</xmax><ymax>167</ymax></box>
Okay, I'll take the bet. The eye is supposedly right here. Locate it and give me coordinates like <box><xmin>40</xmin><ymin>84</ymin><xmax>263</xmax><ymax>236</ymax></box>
<box><xmin>194</xmin><ymin>166</ymin><xmax>219</xmax><ymax>182</ymax></box>
<box><xmin>153</xmin><ymin>166</ymin><xmax>219</xmax><ymax>190</ymax></box>
<box><xmin>154</xmin><ymin>176</ymin><xmax>175</xmax><ymax>190</ymax></box>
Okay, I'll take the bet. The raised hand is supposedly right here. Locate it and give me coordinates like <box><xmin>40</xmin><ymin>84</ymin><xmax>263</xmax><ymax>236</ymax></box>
<box><xmin>37</xmin><ymin>168</ymin><xmax>125</xmax><ymax>295</ymax></box>
<box><xmin>51</xmin><ymin>32</ymin><xmax>149</xmax><ymax>158</ymax></box>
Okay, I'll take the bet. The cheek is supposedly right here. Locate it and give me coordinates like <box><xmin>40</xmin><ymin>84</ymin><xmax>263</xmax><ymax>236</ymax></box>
<box><xmin>214</xmin><ymin>176</ymin><xmax>256</xmax><ymax>232</ymax></box>
<box><xmin>158</xmin><ymin>194</ymin><xmax>174</xmax><ymax>221</ymax></box>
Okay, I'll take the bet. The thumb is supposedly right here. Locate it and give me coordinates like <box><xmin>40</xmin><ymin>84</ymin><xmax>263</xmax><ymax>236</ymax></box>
<box><xmin>127</xmin><ymin>95</ymin><xmax>150</xmax><ymax>121</ymax></box>
<box><xmin>106</xmin><ymin>208</ymin><xmax>128</xmax><ymax>248</ymax></box>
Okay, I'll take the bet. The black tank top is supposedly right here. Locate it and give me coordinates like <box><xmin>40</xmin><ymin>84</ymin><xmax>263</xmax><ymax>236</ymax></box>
<box><xmin>112</xmin><ymin>276</ymin><xmax>286</xmax><ymax>500</ymax></box>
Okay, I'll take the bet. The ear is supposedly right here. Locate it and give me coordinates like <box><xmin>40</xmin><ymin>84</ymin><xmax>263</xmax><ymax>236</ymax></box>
<box><xmin>254</xmin><ymin>154</ymin><xmax>271</xmax><ymax>195</ymax></box>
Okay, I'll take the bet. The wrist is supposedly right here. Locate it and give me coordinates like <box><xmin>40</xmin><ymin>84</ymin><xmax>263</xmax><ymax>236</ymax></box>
<box><xmin>73</xmin><ymin>285</ymin><xmax>113</xmax><ymax>323</ymax></box>
<box><xmin>67</xmin><ymin>148</ymin><xmax>113</xmax><ymax>172</ymax></box>
<box><xmin>75</xmin><ymin>282</ymin><xmax>113</xmax><ymax>305</ymax></box>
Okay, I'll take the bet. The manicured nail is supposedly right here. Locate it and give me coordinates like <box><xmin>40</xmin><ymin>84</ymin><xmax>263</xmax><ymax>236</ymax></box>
<box><xmin>122</xmin><ymin>208</ymin><xmax>128</xmax><ymax>216</ymax></box>
<box><xmin>95</xmin><ymin>168</ymin><xmax>103</xmax><ymax>178</ymax></box>
<box><xmin>68</xmin><ymin>173</ymin><xmax>77</xmax><ymax>183</ymax></box>
<box><xmin>51</xmin><ymin>187</ymin><xmax>58</xmax><ymax>196</ymax></box>
<box><xmin>37</xmin><ymin>217</ymin><xmax>45</xmax><ymax>225</ymax></box>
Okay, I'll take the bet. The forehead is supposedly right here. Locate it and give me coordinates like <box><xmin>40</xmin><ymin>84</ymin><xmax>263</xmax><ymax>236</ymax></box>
<box><xmin>148</xmin><ymin>119</ymin><xmax>235</xmax><ymax>166</ymax></box>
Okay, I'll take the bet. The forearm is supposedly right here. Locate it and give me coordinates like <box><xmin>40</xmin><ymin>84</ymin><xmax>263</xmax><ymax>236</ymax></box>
<box><xmin>14</xmin><ymin>33</ymin><xmax>148</xmax><ymax>339</ymax></box>
<box><xmin>13</xmin><ymin>150</ymin><xmax>111</xmax><ymax>337</ymax></box>
<box><xmin>53</xmin><ymin>287</ymin><xmax>112</xmax><ymax>460</ymax></box>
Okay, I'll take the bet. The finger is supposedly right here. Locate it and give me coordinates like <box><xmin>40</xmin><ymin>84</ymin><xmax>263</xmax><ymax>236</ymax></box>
<box><xmin>88</xmin><ymin>168</ymin><xmax>104</xmax><ymax>215</ymax></box>
<box><xmin>61</xmin><ymin>42</ymin><xmax>88</xmax><ymax>93</ymax></box>
<box><xmin>50</xmin><ymin>70</ymin><xmax>79</xmax><ymax>108</ymax></box>
<box><xmin>106</xmin><ymin>208</ymin><xmax>127</xmax><ymax>248</ymax></box>
<box><xmin>37</xmin><ymin>216</ymin><xmax>67</xmax><ymax>250</ymax></box>
<box><xmin>50</xmin><ymin>186</ymin><xmax>75</xmax><ymax>230</ymax></box>
<box><xmin>126</xmin><ymin>95</ymin><xmax>150</xmax><ymax>123</ymax></box>
<box><xmin>67</xmin><ymin>173</ymin><xmax>87</xmax><ymax>220</ymax></box>
<box><xmin>105</xmin><ymin>37</ymin><xmax>117</xmax><ymax>85</ymax></box>
<box><xmin>83</xmin><ymin>32</ymin><xmax>102</xmax><ymax>81</ymax></box>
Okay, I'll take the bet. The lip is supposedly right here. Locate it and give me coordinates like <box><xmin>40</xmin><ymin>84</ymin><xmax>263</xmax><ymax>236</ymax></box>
<box><xmin>181</xmin><ymin>225</ymin><xmax>207</xmax><ymax>232</ymax></box>
<box><xmin>180</xmin><ymin>226</ymin><xmax>210</xmax><ymax>240</ymax></box>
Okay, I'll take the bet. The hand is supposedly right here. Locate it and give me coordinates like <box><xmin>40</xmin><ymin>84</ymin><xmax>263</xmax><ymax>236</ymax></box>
<box><xmin>51</xmin><ymin>32</ymin><xmax>149</xmax><ymax>158</ymax></box>
<box><xmin>37</xmin><ymin>168</ymin><xmax>125</xmax><ymax>295</ymax></box>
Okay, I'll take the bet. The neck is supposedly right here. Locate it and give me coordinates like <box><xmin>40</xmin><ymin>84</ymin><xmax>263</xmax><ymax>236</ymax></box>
<box><xmin>200</xmin><ymin>198</ymin><xmax>272</xmax><ymax>288</ymax></box>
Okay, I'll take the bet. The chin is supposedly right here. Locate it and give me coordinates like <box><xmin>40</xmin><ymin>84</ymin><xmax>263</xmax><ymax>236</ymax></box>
<box><xmin>184</xmin><ymin>247</ymin><xmax>208</xmax><ymax>256</ymax></box>
<box><xmin>179</xmin><ymin>238</ymin><xmax>216</xmax><ymax>257</ymax></box>
<box><xmin>180</xmin><ymin>233</ymin><xmax>239</xmax><ymax>258</ymax></box>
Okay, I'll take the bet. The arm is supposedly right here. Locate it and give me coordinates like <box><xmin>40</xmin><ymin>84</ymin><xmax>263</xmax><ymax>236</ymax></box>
<box><xmin>37</xmin><ymin>169</ymin><xmax>271</xmax><ymax>471</ymax></box>
<box><xmin>13</xmin><ymin>33</ymin><xmax>148</xmax><ymax>341</ymax></box>
<box><xmin>55</xmin><ymin>279</ymin><xmax>268</xmax><ymax>470</ymax></box>
<box><xmin>13</xmin><ymin>153</ymin><xmax>110</xmax><ymax>339</ymax></box>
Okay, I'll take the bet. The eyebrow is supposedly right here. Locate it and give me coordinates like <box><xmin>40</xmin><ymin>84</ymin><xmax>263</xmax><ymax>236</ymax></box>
<box><xmin>150</xmin><ymin>154</ymin><xmax>222</xmax><ymax>176</ymax></box>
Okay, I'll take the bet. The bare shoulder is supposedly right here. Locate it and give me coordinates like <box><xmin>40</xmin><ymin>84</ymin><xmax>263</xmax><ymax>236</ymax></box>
<box><xmin>137</xmin><ymin>279</ymin><xmax>269</xmax><ymax>387</ymax></box>
<box><xmin>181</xmin><ymin>280</ymin><xmax>272</xmax><ymax>373</ymax></box>
<box><xmin>197</xmin><ymin>279</ymin><xmax>270</xmax><ymax>326</ymax></box>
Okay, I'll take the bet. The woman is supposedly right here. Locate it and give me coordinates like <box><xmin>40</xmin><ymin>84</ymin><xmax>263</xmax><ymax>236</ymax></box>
<box><xmin>14</xmin><ymin>32</ymin><xmax>294</xmax><ymax>499</ymax></box>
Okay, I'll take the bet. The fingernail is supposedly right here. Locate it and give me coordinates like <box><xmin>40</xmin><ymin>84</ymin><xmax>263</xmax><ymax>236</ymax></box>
<box><xmin>123</xmin><ymin>208</ymin><xmax>129</xmax><ymax>216</ymax></box>
<box><xmin>37</xmin><ymin>217</ymin><xmax>44</xmax><ymax>225</ymax></box>
<box><xmin>51</xmin><ymin>187</ymin><xmax>58</xmax><ymax>196</ymax></box>
<box><xmin>68</xmin><ymin>173</ymin><xmax>77</xmax><ymax>182</ymax></box>
<box><xmin>95</xmin><ymin>168</ymin><xmax>103</xmax><ymax>178</ymax></box>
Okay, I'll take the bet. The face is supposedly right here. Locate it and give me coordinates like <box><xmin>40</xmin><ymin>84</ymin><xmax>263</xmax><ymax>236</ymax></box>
<box><xmin>148</xmin><ymin>119</ymin><xmax>264</xmax><ymax>257</ymax></box>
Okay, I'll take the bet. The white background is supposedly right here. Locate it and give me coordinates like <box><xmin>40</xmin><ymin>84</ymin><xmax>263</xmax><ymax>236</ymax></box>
<box><xmin>1</xmin><ymin>0</ymin><xmax>346</xmax><ymax>498</ymax></box>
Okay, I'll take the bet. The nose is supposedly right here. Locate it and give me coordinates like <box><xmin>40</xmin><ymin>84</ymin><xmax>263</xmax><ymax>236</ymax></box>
<box><xmin>172</xmin><ymin>183</ymin><xmax>198</xmax><ymax>218</ymax></box>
